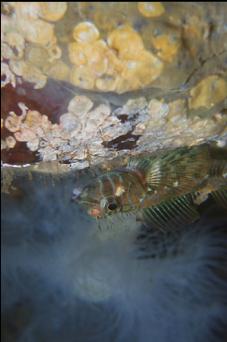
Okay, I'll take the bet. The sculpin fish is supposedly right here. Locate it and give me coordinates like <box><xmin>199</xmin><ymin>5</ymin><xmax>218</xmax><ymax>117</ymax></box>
<box><xmin>73</xmin><ymin>143</ymin><xmax>227</xmax><ymax>230</ymax></box>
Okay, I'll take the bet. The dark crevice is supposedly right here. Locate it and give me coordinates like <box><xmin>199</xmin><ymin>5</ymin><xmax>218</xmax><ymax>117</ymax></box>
<box><xmin>103</xmin><ymin>130</ymin><xmax>140</xmax><ymax>150</ymax></box>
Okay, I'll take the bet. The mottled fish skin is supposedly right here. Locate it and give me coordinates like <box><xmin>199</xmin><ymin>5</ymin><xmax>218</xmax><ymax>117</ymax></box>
<box><xmin>74</xmin><ymin>143</ymin><xmax>227</xmax><ymax>220</ymax></box>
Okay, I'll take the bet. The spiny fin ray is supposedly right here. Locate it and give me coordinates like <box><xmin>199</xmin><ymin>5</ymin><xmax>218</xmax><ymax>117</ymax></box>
<box><xmin>142</xmin><ymin>194</ymin><xmax>199</xmax><ymax>231</ymax></box>
<box><xmin>210</xmin><ymin>188</ymin><xmax>227</xmax><ymax>209</ymax></box>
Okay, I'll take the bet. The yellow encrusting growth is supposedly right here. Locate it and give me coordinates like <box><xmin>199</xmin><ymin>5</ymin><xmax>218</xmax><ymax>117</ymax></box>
<box><xmin>189</xmin><ymin>76</ymin><xmax>227</xmax><ymax>110</ymax></box>
<box><xmin>1</xmin><ymin>1</ymin><xmax>227</xmax><ymax>96</ymax></box>
<box><xmin>107</xmin><ymin>25</ymin><xmax>145</xmax><ymax>58</ymax></box>
<box><xmin>69</xmin><ymin>24</ymin><xmax>163</xmax><ymax>92</ymax></box>
<box><xmin>151</xmin><ymin>33</ymin><xmax>181</xmax><ymax>63</ymax></box>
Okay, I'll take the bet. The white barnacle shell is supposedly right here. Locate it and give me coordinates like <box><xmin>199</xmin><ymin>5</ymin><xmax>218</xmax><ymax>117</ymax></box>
<box><xmin>87</xmin><ymin>104</ymin><xmax>111</xmax><ymax>123</ymax></box>
<box><xmin>26</xmin><ymin>138</ymin><xmax>40</xmax><ymax>151</ymax></box>
<box><xmin>68</xmin><ymin>95</ymin><xmax>93</xmax><ymax>116</ymax></box>
<box><xmin>101</xmin><ymin>121</ymin><xmax>132</xmax><ymax>142</ymax></box>
<box><xmin>148</xmin><ymin>99</ymin><xmax>169</xmax><ymax>121</ymax></box>
<box><xmin>5</xmin><ymin>136</ymin><xmax>17</xmax><ymax>149</ymax></box>
<box><xmin>122</xmin><ymin>97</ymin><xmax>147</xmax><ymax>116</ymax></box>
<box><xmin>59</xmin><ymin>113</ymin><xmax>80</xmax><ymax>132</ymax></box>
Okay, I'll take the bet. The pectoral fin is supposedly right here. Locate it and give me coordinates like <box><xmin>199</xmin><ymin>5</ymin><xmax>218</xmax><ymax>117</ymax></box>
<box><xmin>142</xmin><ymin>193</ymin><xmax>200</xmax><ymax>231</ymax></box>
<box><xmin>131</xmin><ymin>146</ymin><xmax>212</xmax><ymax>196</ymax></box>
<box><xmin>210</xmin><ymin>188</ymin><xmax>227</xmax><ymax>209</ymax></box>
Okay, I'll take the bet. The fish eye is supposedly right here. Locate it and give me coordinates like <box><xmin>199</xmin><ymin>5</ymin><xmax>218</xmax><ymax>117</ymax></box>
<box><xmin>108</xmin><ymin>202</ymin><xmax>118</xmax><ymax>211</ymax></box>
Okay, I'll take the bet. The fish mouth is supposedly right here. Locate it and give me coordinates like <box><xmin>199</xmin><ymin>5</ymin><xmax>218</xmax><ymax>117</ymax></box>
<box><xmin>73</xmin><ymin>195</ymin><xmax>102</xmax><ymax>218</ymax></box>
<box><xmin>88</xmin><ymin>207</ymin><xmax>103</xmax><ymax>218</ymax></box>
<box><xmin>72</xmin><ymin>187</ymin><xmax>105</xmax><ymax>218</ymax></box>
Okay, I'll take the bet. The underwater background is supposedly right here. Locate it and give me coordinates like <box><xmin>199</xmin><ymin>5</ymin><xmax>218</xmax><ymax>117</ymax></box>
<box><xmin>1</xmin><ymin>2</ymin><xmax>227</xmax><ymax>341</ymax></box>
<box><xmin>1</xmin><ymin>169</ymin><xmax>227</xmax><ymax>341</ymax></box>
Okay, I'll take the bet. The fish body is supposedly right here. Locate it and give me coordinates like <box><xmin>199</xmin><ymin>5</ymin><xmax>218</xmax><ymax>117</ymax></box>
<box><xmin>74</xmin><ymin>143</ymin><xmax>227</xmax><ymax>228</ymax></box>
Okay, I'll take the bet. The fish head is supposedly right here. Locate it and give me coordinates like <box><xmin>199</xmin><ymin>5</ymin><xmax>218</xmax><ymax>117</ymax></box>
<box><xmin>73</xmin><ymin>170</ymin><xmax>145</xmax><ymax>218</ymax></box>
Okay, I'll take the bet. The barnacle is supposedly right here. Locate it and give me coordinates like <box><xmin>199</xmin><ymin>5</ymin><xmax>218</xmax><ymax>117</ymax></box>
<box><xmin>39</xmin><ymin>2</ymin><xmax>67</xmax><ymax>22</ymax></box>
<box><xmin>11</xmin><ymin>2</ymin><xmax>41</xmax><ymax>20</ymax></box>
<box><xmin>3</xmin><ymin>32</ymin><xmax>25</xmax><ymax>60</ymax></box>
<box><xmin>14</xmin><ymin>129</ymin><xmax>37</xmax><ymax>142</ymax></box>
<box><xmin>59</xmin><ymin>113</ymin><xmax>81</xmax><ymax>133</ymax></box>
<box><xmin>68</xmin><ymin>23</ymin><xmax>163</xmax><ymax>92</ymax></box>
<box><xmin>96</xmin><ymin>76</ymin><xmax>117</xmax><ymax>92</ymax></box>
<box><xmin>148</xmin><ymin>99</ymin><xmax>169</xmax><ymax>122</ymax></box>
<box><xmin>5</xmin><ymin>136</ymin><xmax>16</xmax><ymax>149</ymax></box>
<box><xmin>46</xmin><ymin>44</ymin><xmax>62</xmax><ymax>63</ymax></box>
<box><xmin>151</xmin><ymin>33</ymin><xmax>181</xmax><ymax>63</ymax></box>
<box><xmin>107</xmin><ymin>25</ymin><xmax>145</xmax><ymax>59</ymax></box>
<box><xmin>4</xmin><ymin>112</ymin><xmax>24</xmax><ymax>133</ymax></box>
<box><xmin>70</xmin><ymin>65</ymin><xmax>95</xmax><ymax>90</ymax></box>
<box><xmin>120</xmin><ymin>50</ymin><xmax>163</xmax><ymax>90</ymax></box>
<box><xmin>68</xmin><ymin>42</ymin><xmax>88</xmax><ymax>66</ymax></box>
<box><xmin>72</xmin><ymin>21</ymin><xmax>100</xmax><ymax>43</ymax></box>
<box><xmin>137</xmin><ymin>2</ymin><xmax>165</xmax><ymax>18</ymax></box>
<box><xmin>122</xmin><ymin>97</ymin><xmax>147</xmax><ymax>115</ymax></box>
<box><xmin>18</xmin><ymin>18</ymin><xmax>55</xmax><ymax>46</ymax></box>
<box><xmin>88</xmin><ymin>104</ymin><xmax>112</xmax><ymax>123</ymax></box>
<box><xmin>24</xmin><ymin>110</ymin><xmax>43</xmax><ymax>128</ymax></box>
<box><xmin>9</xmin><ymin>59</ymin><xmax>47</xmax><ymax>89</ymax></box>
<box><xmin>67</xmin><ymin>95</ymin><xmax>93</xmax><ymax>115</ymax></box>
<box><xmin>69</xmin><ymin>40</ymin><xmax>109</xmax><ymax>77</ymax></box>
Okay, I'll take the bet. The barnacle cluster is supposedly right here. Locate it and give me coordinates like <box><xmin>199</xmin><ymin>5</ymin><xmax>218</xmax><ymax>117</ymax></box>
<box><xmin>135</xmin><ymin>97</ymin><xmax>227</xmax><ymax>152</ymax></box>
<box><xmin>2</xmin><ymin>2</ymin><xmax>227</xmax><ymax>94</ymax></box>
<box><xmin>1</xmin><ymin>2</ymin><xmax>170</xmax><ymax>93</ymax></box>
<box><xmin>2</xmin><ymin>90</ymin><xmax>226</xmax><ymax>170</ymax></box>
<box><xmin>1</xmin><ymin>2</ymin><xmax>68</xmax><ymax>89</ymax></box>
<box><xmin>1</xmin><ymin>2</ymin><xmax>227</xmax><ymax>169</ymax></box>
<box><xmin>2</xmin><ymin>96</ymin><xmax>148</xmax><ymax>168</ymax></box>
<box><xmin>68</xmin><ymin>22</ymin><xmax>163</xmax><ymax>93</ymax></box>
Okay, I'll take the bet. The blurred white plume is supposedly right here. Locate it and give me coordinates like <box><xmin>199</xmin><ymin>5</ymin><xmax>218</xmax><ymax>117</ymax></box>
<box><xmin>2</xmin><ymin>173</ymin><xmax>227</xmax><ymax>342</ymax></box>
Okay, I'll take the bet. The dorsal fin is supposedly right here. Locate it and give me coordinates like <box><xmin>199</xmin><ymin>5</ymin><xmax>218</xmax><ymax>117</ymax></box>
<box><xmin>142</xmin><ymin>193</ymin><xmax>200</xmax><ymax>231</ymax></box>
<box><xmin>128</xmin><ymin>156</ymin><xmax>151</xmax><ymax>171</ymax></box>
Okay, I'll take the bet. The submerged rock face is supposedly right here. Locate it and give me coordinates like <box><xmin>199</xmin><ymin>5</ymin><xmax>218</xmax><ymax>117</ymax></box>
<box><xmin>1</xmin><ymin>82</ymin><xmax>226</xmax><ymax>171</ymax></box>
<box><xmin>1</xmin><ymin>2</ymin><xmax>227</xmax><ymax>171</ymax></box>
